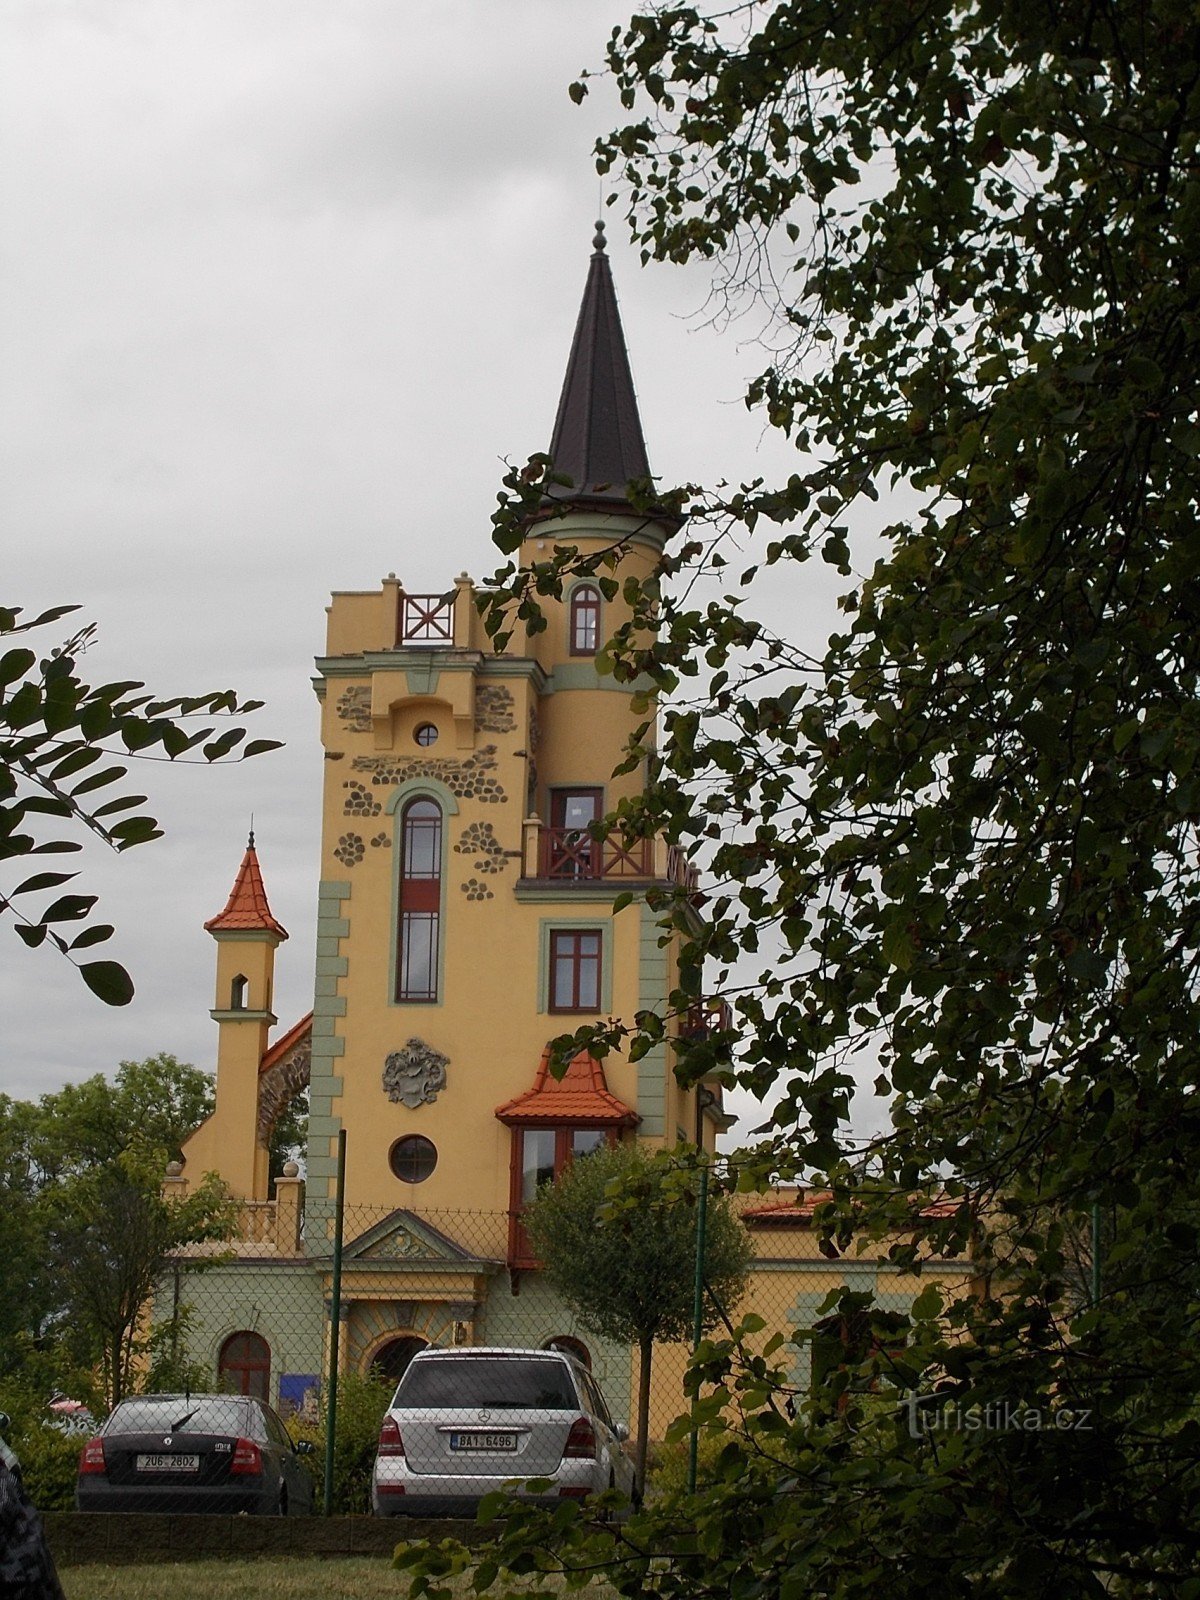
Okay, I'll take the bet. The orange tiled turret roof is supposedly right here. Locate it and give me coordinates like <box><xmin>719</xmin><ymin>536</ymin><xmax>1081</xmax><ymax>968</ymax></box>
<box><xmin>495</xmin><ymin>1046</ymin><xmax>638</xmax><ymax>1126</ymax></box>
<box><xmin>204</xmin><ymin>836</ymin><xmax>288</xmax><ymax>940</ymax></box>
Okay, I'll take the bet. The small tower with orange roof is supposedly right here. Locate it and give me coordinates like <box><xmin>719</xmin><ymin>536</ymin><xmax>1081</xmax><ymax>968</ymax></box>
<box><xmin>189</xmin><ymin>831</ymin><xmax>288</xmax><ymax>1200</ymax></box>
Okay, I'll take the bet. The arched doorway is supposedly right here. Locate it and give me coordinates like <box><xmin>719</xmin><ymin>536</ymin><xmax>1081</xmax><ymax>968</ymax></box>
<box><xmin>544</xmin><ymin>1334</ymin><xmax>592</xmax><ymax>1370</ymax></box>
<box><xmin>370</xmin><ymin>1334</ymin><xmax>427</xmax><ymax>1386</ymax></box>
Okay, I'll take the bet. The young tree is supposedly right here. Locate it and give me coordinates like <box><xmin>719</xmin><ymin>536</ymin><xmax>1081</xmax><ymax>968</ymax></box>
<box><xmin>39</xmin><ymin>1147</ymin><xmax>234</xmax><ymax>1408</ymax></box>
<box><xmin>2</xmin><ymin>1055</ymin><xmax>229</xmax><ymax>1405</ymax></box>
<box><xmin>457</xmin><ymin>2</ymin><xmax>1200</xmax><ymax>1592</ymax></box>
<box><xmin>524</xmin><ymin>1144</ymin><xmax>749</xmax><ymax>1494</ymax></box>
<box><xmin>1</xmin><ymin>602</ymin><xmax>280</xmax><ymax>1004</ymax></box>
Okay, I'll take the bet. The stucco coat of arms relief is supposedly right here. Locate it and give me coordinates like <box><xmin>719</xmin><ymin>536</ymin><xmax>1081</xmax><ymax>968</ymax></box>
<box><xmin>382</xmin><ymin>1038</ymin><xmax>449</xmax><ymax>1108</ymax></box>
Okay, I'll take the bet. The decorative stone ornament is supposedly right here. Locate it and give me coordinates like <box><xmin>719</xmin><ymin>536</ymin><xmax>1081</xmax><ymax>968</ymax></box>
<box><xmin>383</xmin><ymin>1039</ymin><xmax>449</xmax><ymax>1108</ymax></box>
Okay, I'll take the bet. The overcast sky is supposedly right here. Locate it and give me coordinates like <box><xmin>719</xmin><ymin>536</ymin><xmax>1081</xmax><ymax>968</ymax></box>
<box><xmin>1</xmin><ymin>1</ymin><xmax>847</xmax><ymax>1143</ymax></box>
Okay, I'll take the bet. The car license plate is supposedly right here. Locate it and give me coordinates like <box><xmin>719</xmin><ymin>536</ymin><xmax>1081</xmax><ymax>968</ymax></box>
<box><xmin>136</xmin><ymin>1453</ymin><xmax>199</xmax><ymax>1472</ymax></box>
<box><xmin>449</xmin><ymin>1431</ymin><xmax>518</xmax><ymax>1452</ymax></box>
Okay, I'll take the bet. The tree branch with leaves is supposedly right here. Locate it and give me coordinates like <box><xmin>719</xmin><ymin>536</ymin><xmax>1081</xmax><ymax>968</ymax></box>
<box><xmin>0</xmin><ymin>603</ymin><xmax>281</xmax><ymax>1004</ymax></box>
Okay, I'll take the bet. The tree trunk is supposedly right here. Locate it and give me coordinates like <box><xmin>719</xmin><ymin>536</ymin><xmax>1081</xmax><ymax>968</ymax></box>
<box><xmin>635</xmin><ymin>1333</ymin><xmax>653</xmax><ymax>1500</ymax></box>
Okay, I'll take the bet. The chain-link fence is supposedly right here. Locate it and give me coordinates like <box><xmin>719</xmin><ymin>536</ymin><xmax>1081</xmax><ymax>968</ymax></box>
<box><xmin>40</xmin><ymin>1154</ymin><xmax>972</xmax><ymax>1519</ymax></box>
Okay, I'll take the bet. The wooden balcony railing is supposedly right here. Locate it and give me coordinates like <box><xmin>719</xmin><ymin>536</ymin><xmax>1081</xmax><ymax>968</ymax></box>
<box><xmin>397</xmin><ymin>591</ymin><xmax>455</xmax><ymax>646</ymax></box>
<box><xmin>682</xmin><ymin>997</ymin><xmax>733</xmax><ymax>1038</ymax></box>
<box><xmin>666</xmin><ymin>844</ymin><xmax>700</xmax><ymax>894</ymax></box>
<box><xmin>537</xmin><ymin>827</ymin><xmax>652</xmax><ymax>880</ymax></box>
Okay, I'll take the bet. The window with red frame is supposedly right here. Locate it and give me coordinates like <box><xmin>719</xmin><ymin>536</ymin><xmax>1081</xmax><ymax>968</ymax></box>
<box><xmin>569</xmin><ymin>584</ymin><xmax>601</xmax><ymax>655</ymax></box>
<box><xmin>508</xmin><ymin>1126</ymin><xmax>614</xmax><ymax>1264</ymax></box>
<box><xmin>548</xmin><ymin>929</ymin><xmax>602</xmax><ymax>1011</ymax></box>
<box><xmin>395</xmin><ymin>798</ymin><xmax>442</xmax><ymax>1002</ymax></box>
<box><xmin>218</xmin><ymin>1331</ymin><xmax>271</xmax><ymax>1400</ymax></box>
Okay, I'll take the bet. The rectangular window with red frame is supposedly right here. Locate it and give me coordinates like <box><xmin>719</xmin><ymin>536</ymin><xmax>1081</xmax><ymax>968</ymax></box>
<box><xmin>549</xmin><ymin>929</ymin><xmax>602</xmax><ymax>1011</ymax></box>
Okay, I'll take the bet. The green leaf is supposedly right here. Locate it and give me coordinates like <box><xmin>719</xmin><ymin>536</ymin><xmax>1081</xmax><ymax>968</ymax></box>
<box><xmin>11</xmin><ymin>871</ymin><xmax>77</xmax><ymax>896</ymax></box>
<box><xmin>0</xmin><ymin>648</ymin><xmax>35</xmax><ymax>686</ymax></box>
<box><xmin>881</xmin><ymin>921</ymin><xmax>916</xmax><ymax>971</ymax></box>
<box><xmin>79</xmin><ymin>959</ymin><xmax>135</xmax><ymax>1006</ymax></box>
<box><xmin>41</xmin><ymin>894</ymin><xmax>96</xmax><ymax>922</ymax></box>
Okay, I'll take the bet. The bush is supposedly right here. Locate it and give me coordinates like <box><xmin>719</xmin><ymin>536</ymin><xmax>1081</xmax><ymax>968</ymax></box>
<box><xmin>645</xmin><ymin>1429</ymin><xmax>729</xmax><ymax>1498</ymax></box>
<box><xmin>12</xmin><ymin>1425</ymin><xmax>82</xmax><ymax>1511</ymax></box>
<box><xmin>286</xmin><ymin>1371</ymin><xmax>392</xmax><ymax>1514</ymax></box>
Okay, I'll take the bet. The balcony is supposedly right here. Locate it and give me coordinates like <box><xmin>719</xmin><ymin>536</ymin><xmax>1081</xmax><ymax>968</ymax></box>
<box><xmin>396</xmin><ymin>590</ymin><xmax>456</xmax><ymax>647</ymax></box>
<box><xmin>520</xmin><ymin>824</ymin><xmax>701</xmax><ymax>891</ymax></box>
<box><xmin>682</xmin><ymin>997</ymin><xmax>733</xmax><ymax>1038</ymax></box>
<box><xmin>536</xmin><ymin>826</ymin><xmax>652</xmax><ymax>880</ymax></box>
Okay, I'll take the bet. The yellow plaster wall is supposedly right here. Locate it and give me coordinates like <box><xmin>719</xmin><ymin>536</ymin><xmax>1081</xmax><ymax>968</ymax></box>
<box><xmin>314</xmin><ymin>524</ymin><xmax>673</xmax><ymax>1218</ymax></box>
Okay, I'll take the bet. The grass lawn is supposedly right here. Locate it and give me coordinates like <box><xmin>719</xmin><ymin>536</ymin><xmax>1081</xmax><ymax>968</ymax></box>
<box><xmin>60</xmin><ymin>1556</ymin><xmax>621</xmax><ymax>1599</ymax></box>
<box><xmin>62</xmin><ymin>1557</ymin><xmax>410</xmax><ymax>1599</ymax></box>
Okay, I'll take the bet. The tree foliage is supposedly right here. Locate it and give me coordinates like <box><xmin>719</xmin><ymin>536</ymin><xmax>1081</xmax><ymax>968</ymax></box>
<box><xmin>0</xmin><ymin>1056</ymin><xmax>233</xmax><ymax>1409</ymax></box>
<box><xmin>0</xmin><ymin>603</ymin><xmax>280</xmax><ymax>1004</ymax></box>
<box><xmin>442</xmin><ymin>1</ymin><xmax>1200</xmax><ymax>1594</ymax></box>
<box><xmin>525</xmin><ymin>1143</ymin><xmax>749</xmax><ymax>1492</ymax></box>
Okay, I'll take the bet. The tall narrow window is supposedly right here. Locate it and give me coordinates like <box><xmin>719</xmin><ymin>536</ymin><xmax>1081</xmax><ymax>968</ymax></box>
<box><xmin>396</xmin><ymin>798</ymin><xmax>442</xmax><ymax>1002</ymax></box>
<box><xmin>569</xmin><ymin>584</ymin><xmax>601</xmax><ymax>656</ymax></box>
<box><xmin>230</xmin><ymin>974</ymin><xmax>248</xmax><ymax>1010</ymax></box>
<box><xmin>549</xmin><ymin>929</ymin><xmax>602</xmax><ymax>1011</ymax></box>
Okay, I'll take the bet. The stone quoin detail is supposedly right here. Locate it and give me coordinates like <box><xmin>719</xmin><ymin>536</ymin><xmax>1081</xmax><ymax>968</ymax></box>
<box><xmin>343</xmin><ymin>779</ymin><xmax>382</xmax><ymax>817</ymax></box>
<box><xmin>453</xmin><ymin>820</ymin><xmax>510</xmax><ymax>875</ymax></box>
<box><xmin>352</xmin><ymin>746</ymin><xmax>508</xmax><ymax>804</ymax></box>
<box><xmin>335</xmin><ymin>684</ymin><xmax>372</xmax><ymax>733</ymax></box>
<box><xmin>256</xmin><ymin>1036</ymin><xmax>312</xmax><ymax>1146</ymax></box>
<box><xmin>333</xmin><ymin>832</ymin><xmax>365</xmax><ymax>867</ymax></box>
<box><xmin>473</xmin><ymin>684</ymin><xmax>517</xmax><ymax>733</ymax></box>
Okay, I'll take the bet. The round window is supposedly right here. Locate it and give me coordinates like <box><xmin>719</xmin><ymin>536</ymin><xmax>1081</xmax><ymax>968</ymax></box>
<box><xmin>413</xmin><ymin>723</ymin><xmax>439</xmax><ymax>747</ymax></box>
<box><xmin>389</xmin><ymin>1135</ymin><xmax>437</xmax><ymax>1184</ymax></box>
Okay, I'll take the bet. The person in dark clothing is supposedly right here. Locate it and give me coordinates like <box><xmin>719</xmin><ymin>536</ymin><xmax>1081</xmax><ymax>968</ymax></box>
<box><xmin>0</xmin><ymin>1456</ymin><xmax>66</xmax><ymax>1600</ymax></box>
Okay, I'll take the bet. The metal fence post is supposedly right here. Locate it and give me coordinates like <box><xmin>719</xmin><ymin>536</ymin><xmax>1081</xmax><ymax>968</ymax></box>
<box><xmin>1091</xmin><ymin>1201</ymin><xmax>1102</xmax><ymax>1306</ymax></box>
<box><xmin>323</xmin><ymin>1128</ymin><xmax>347</xmax><ymax>1517</ymax></box>
<box><xmin>687</xmin><ymin>1162</ymin><xmax>709</xmax><ymax>1495</ymax></box>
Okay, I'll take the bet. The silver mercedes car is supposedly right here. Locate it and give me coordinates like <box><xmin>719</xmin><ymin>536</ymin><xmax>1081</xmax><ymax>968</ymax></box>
<box><xmin>370</xmin><ymin>1347</ymin><xmax>633</xmax><ymax>1516</ymax></box>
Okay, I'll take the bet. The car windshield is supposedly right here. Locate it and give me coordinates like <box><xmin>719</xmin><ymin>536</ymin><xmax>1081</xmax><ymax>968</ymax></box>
<box><xmin>396</xmin><ymin>1357</ymin><xmax>578</xmax><ymax>1411</ymax></box>
<box><xmin>103</xmin><ymin>1398</ymin><xmax>249</xmax><ymax>1436</ymax></box>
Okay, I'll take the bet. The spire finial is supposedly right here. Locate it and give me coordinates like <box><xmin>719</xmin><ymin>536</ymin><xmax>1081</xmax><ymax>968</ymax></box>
<box><xmin>248</xmin><ymin>815</ymin><xmax>255</xmax><ymax>852</ymax></box>
<box><xmin>592</xmin><ymin>218</ymin><xmax>607</xmax><ymax>254</ymax></box>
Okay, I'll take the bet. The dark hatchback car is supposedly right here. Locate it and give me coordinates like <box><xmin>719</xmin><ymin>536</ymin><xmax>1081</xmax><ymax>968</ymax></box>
<box><xmin>76</xmin><ymin>1394</ymin><xmax>314</xmax><ymax>1515</ymax></box>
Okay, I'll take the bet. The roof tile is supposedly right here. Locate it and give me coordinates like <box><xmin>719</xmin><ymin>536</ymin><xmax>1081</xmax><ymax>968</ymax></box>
<box><xmin>495</xmin><ymin>1045</ymin><xmax>638</xmax><ymax>1126</ymax></box>
<box><xmin>204</xmin><ymin>843</ymin><xmax>288</xmax><ymax>939</ymax></box>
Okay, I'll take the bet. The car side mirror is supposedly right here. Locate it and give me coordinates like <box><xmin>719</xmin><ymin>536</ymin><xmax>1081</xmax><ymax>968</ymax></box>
<box><xmin>613</xmin><ymin>1422</ymin><xmax>630</xmax><ymax>1443</ymax></box>
<box><xmin>295</xmin><ymin>1440</ymin><xmax>315</xmax><ymax>1455</ymax></box>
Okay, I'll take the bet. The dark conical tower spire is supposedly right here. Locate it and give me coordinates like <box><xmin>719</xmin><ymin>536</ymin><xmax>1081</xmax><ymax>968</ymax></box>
<box><xmin>547</xmin><ymin>219</ymin><xmax>652</xmax><ymax>508</ymax></box>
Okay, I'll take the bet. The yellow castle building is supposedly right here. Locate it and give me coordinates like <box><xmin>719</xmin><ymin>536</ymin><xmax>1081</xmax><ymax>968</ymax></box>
<box><xmin>169</xmin><ymin>222</ymin><xmax>737</xmax><ymax>1421</ymax></box>
<box><xmin>167</xmin><ymin>226</ymin><xmax>967</xmax><ymax>1434</ymax></box>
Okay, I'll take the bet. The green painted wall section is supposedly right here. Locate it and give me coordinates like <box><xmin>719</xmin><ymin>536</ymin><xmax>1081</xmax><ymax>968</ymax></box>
<box><xmin>636</xmin><ymin>902</ymin><xmax>669</xmax><ymax>1137</ymax></box>
<box><xmin>306</xmin><ymin>878</ymin><xmax>351</xmax><ymax>1204</ymax></box>
<box><xmin>157</xmin><ymin>1260</ymin><xmax>326</xmax><ymax>1411</ymax></box>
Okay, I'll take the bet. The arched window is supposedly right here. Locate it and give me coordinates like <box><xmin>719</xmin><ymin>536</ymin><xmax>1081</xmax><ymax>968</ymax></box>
<box><xmin>218</xmin><ymin>1331</ymin><xmax>271</xmax><ymax>1400</ymax></box>
<box><xmin>230</xmin><ymin>974</ymin><xmax>248</xmax><ymax>1010</ymax></box>
<box><xmin>569</xmin><ymin>585</ymin><xmax>601</xmax><ymax>656</ymax></box>
<box><xmin>370</xmin><ymin>1335</ymin><xmax>428</xmax><ymax>1386</ymax></box>
<box><xmin>396</xmin><ymin>798</ymin><xmax>442</xmax><ymax>1002</ymax></box>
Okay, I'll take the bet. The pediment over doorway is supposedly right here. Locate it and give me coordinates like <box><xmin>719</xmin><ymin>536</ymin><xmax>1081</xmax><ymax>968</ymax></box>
<box><xmin>342</xmin><ymin>1209</ymin><xmax>491</xmax><ymax>1266</ymax></box>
